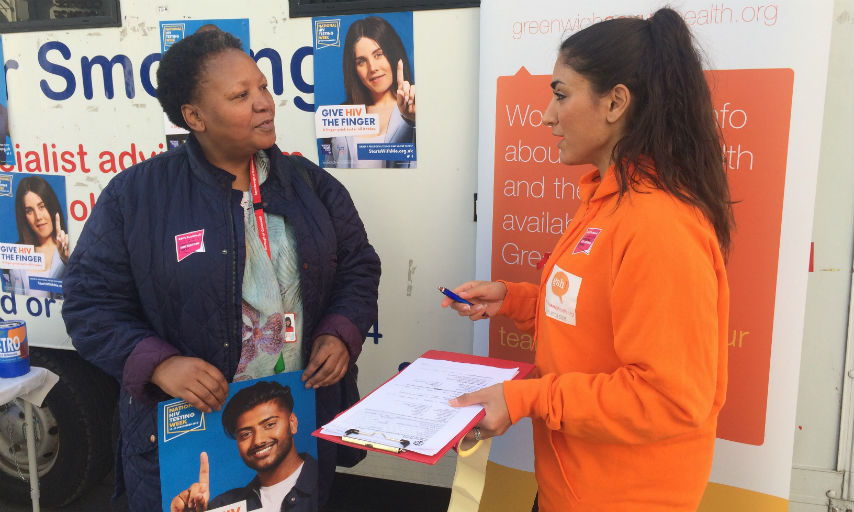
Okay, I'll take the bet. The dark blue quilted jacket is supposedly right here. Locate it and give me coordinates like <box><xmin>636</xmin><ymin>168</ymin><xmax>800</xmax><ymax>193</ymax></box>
<box><xmin>61</xmin><ymin>136</ymin><xmax>380</xmax><ymax>509</ymax></box>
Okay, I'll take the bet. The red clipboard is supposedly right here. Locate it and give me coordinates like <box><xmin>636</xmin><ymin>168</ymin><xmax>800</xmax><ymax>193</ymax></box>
<box><xmin>312</xmin><ymin>350</ymin><xmax>535</xmax><ymax>465</ymax></box>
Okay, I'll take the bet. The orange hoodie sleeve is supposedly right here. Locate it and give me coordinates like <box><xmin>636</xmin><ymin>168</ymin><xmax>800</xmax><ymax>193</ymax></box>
<box><xmin>497</xmin><ymin>280</ymin><xmax>539</xmax><ymax>332</ymax></box>
<box><xmin>504</xmin><ymin>202</ymin><xmax>728</xmax><ymax>444</ymax></box>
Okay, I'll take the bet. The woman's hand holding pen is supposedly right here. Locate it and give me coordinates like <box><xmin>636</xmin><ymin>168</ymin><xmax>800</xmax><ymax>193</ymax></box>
<box><xmin>440</xmin><ymin>281</ymin><xmax>507</xmax><ymax>321</ymax></box>
<box><xmin>395</xmin><ymin>59</ymin><xmax>415</xmax><ymax>122</ymax></box>
<box><xmin>55</xmin><ymin>213</ymin><xmax>69</xmax><ymax>263</ymax></box>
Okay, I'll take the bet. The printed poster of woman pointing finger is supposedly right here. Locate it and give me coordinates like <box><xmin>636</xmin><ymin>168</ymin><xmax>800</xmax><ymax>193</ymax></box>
<box><xmin>0</xmin><ymin>174</ymin><xmax>68</xmax><ymax>299</ymax></box>
<box><xmin>313</xmin><ymin>11</ymin><xmax>416</xmax><ymax>169</ymax></box>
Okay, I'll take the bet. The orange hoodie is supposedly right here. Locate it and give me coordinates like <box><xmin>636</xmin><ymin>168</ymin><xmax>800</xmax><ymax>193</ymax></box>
<box><xmin>501</xmin><ymin>167</ymin><xmax>729</xmax><ymax>511</ymax></box>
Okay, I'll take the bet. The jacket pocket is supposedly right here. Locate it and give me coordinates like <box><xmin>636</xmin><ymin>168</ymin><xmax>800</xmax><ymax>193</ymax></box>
<box><xmin>119</xmin><ymin>389</ymin><xmax>158</xmax><ymax>456</ymax></box>
<box><xmin>548</xmin><ymin>429</ymin><xmax>581</xmax><ymax>502</ymax></box>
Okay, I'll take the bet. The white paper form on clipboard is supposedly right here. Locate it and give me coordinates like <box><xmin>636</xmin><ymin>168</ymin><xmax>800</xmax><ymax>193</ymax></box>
<box><xmin>320</xmin><ymin>358</ymin><xmax>519</xmax><ymax>456</ymax></box>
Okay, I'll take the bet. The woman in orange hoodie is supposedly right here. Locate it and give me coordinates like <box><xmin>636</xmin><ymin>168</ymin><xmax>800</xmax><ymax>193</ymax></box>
<box><xmin>444</xmin><ymin>8</ymin><xmax>733</xmax><ymax>512</ymax></box>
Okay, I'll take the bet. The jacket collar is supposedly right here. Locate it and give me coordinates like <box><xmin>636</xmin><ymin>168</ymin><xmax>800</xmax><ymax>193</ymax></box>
<box><xmin>263</xmin><ymin>147</ymin><xmax>298</xmax><ymax>203</ymax></box>
<box><xmin>184</xmin><ymin>134</ymin><xmax>289</xmax><ymax>194</ymax></box>
<box><xmin>289</xmin><ymin>452</ymin><xmax>318</xmax><ymax>497</ymax></box>
<box><xmin>579</xmin><ymin>165</ymin><xmax>619</xmax><ymax>204</ymax></box>
<box><xmin>184</xmin><ymin>134</ymin><xmax>236</xmax><ymax>189</ymax></box>
<box><xmin>580</xmin><ymin>158</ymin><xmax>657</xmax><ymax>204</ymax></box>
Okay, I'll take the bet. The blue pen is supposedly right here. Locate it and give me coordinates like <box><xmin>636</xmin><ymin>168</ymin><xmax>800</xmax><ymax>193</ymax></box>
<box><xmin>438</xmin><ymin>286</ymin><xmax>474</xmax><ymax>306</ymax></box>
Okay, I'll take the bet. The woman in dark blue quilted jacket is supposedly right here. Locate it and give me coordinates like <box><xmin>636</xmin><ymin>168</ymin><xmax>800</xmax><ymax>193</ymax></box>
<box><xmin>62</xmin><ymin>29</ymin><xmax>380</xmax><ymax>512</ymax></box>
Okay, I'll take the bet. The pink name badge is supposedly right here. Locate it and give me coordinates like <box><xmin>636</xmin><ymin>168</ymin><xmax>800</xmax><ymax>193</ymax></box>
<box><xmin>175</xmin><ymin>229</ymin><xmax>205</xmax><ymax>262</ymax></box>
<box><xmin>572</xmin><ymin>227</ymin><xmax>602</xmax><ymax>255</ymax></box>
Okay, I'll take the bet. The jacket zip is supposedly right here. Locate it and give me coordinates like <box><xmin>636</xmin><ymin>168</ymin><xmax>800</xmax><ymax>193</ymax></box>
<box><xmin>228</xmin><ymin>187</ymin><xmax>239</xmax><ymax>374</ymax></box>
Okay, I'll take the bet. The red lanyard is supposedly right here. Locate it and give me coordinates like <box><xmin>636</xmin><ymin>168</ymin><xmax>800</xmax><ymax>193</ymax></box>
<box><xmin>249</xmin><ymin>156</ymin><xmax>272</xmax><ymax>259</ymax></box>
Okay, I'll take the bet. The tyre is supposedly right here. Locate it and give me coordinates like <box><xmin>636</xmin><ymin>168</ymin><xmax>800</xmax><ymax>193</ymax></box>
<box><xmin>0</xmin><ymin>349</ymin><xmax>118</xmax><ymax>507</ymax></box>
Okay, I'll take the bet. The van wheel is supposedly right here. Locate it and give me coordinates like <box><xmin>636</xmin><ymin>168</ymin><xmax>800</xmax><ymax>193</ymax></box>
<box><xmin>0</xmin><ymin>349</ymin><xmax>117</xmax><ymax>507</ymax></box>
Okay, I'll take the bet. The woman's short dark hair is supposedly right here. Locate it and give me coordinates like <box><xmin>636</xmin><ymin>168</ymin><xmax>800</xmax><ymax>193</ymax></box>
<box><xmin>156</xmin><ymin>29</ymin><xmax>243</xmax><ymax>130</ymax></box>
<box><xmin>342</xmin><ymin>16</ymin><xmax>413</xmax><ymax>106</ymax></box>
<box><xmin>15</xmin><ymin>177</ymin><xmax>65</xmax><ymax>246</ymax></box>
<box><xmin>221</xmin><ymin>381</ymin><xmax>294</xmax><ymax>439</ymax></box>
<box><xmin>559</xmin><ymin>8</ymin><xmax>734</xmax><ymax>255</ymax></box>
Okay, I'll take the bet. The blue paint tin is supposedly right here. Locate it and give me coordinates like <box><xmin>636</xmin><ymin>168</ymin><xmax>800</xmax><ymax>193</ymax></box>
<box><xmin>0</xmin><ymin>320</ymin><xmax>29</xmax><ymax>378</ymax></box>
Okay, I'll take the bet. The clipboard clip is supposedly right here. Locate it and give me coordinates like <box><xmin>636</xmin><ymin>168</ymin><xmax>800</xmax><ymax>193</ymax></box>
<box><xmin>342</xmin><ymin>428</ymin><xmax>411</xmax><ymax>454</ymax></box>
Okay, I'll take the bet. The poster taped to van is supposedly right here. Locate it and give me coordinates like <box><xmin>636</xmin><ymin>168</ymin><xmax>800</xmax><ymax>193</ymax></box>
<box><xmin>0</xmin><ymin>174</ymin><xmax>68</xmax><ymax>299</ymax></box>
<box><xmin>312</xmin><ymin>12</ymin><xmax>416</xmax><ymax>169</ymax></box>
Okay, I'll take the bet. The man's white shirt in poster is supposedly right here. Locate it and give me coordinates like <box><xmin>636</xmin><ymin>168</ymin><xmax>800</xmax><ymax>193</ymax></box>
<box><xmin>260</xmin><ymin>462</ymin><xmax>303</xmax><ymax>512</ymax></box>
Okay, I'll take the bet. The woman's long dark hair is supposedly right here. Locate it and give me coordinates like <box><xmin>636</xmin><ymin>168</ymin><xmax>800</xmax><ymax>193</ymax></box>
<box><xmin>560</xmin><ymin>8</ymin><xmax>733</xmax><ymax>255</ymax></box>
<box><xmin>342</xmin><ymin>16</ymin><xmax>413</xmax><ymax>106</ymax></box>
<box><xmin>14</xmin><ymin>177</ymin><xmax>65</xmax><ymax>246</ymax></box>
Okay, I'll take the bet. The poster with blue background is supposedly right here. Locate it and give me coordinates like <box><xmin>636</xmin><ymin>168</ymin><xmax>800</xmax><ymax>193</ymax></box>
<box><xmin>0</xmin><ymin>37</ymin><xmax>13</xmax><ymax>165</ymax></box>
<box><xmin>312</xmin><ymin>11</ymin><xmax>417</xmax><ymax>169</ymax></box>
<box><xmin>158</xmin><ymin>372</ymin><xmax>316</xmax><ymax>512</ymax></box>
<box><xmin>159</xmin><ymin>18</ymin><xmax>250</xmax><ymax>54</ymax></box>
<box><xmin>0</xmin><ymin>174</ymin><xmax>67</xmax><ymax>298</ymax></box>
<box><xmin>159</xmin><ymin>19</ymin><xmax>251</xmax><ymax>150</ymax></box>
